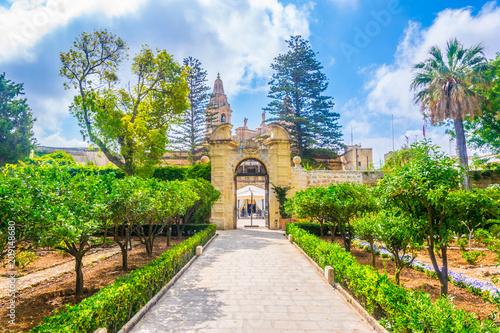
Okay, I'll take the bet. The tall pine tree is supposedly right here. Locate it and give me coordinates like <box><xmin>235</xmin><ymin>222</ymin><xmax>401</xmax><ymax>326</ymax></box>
<box><xmin>0</xmin><ymin>73</ymin><xmax>36</xmax><ymax>166</ymax></box>
<box><xmin>171</xmin><ymin>57</ymin><xmax>211</xmax><ymax>164</ymax></box>
<box><xmin>264</xmin><ymin>36</ymin><xmax>342</xmax><ymax>157</ymax></box>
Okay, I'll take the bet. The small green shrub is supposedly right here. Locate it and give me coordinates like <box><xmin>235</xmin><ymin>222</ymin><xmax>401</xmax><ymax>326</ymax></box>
<box><xmin>488</xmin><ymin>223</ymin><xmax>500</xmax><ymax>239</ymax></box>
<box><xmin>474</xmin><ymin>229</ymin><xmax>491</xmax><ymax>244</ymax></box>
<box><xmin>461</xmin><ymin>251</ymin><xmax>486</xmax><ymax>265</ymax></box>
<box><xmin>456</xmin><ymin>237</ymin><xmax>468</xmax><ymax>251</ymax></box>
<box><xmin>16</xmin><ymin>250</ymin><xmax>37</xmax><ymax>271</ymax></box>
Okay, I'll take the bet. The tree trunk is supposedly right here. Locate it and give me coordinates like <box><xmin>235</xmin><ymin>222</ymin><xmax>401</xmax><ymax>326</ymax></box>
<box><xmin>454</xmin><ymin>117</ymin><xmax>469</xmax><ymax>190</ymax></box>
<box><xmin>119</xmin><ymin>243</ymin><xmax>128</xmax><ymax>271</ymax></box>
<box><xmin>440</xmin><ymin>245</ymin><xmax>449</xmax><ymax>295</ymax></box>
<box><xmin>167</xmin><ymin>226</ymin><xmax>171</xmax><ymax>247</ymax></box>
<box><xmin>176</xmin><ymin>219</ymin><xmax>182</xmax><ymax>239</ymax></box>
<box><xmin>427</xmin><ymin>237</ymin><xmax>448</xmax><ymax>295</ymax></box>
<box><xmin>369</xmin><ymin>238</ymin><xmax>376</xmax><ymax>268</ymax></box>
<box><xmin>145</xmin><ymin>238</ymin><xmax>153</xmax><ymax>257</ymax></box>
<box><xmin>329</xmin><ymin>225</ymin><xmax>335</xmax><ymax>243</ymax></box>
<box><xmin>340</xmin><ymin>223</ymin><xmax>351</xmax><ymax>252</ymax></box>
<box><xmin>395</xmin><ymin>268</ymin><xmax>401</xmax><ymax>285</ymax></box>
<box><xmin>75</xmin><ymin>255</ymin><xmax>84</xmax><ymax>297</ymax></box>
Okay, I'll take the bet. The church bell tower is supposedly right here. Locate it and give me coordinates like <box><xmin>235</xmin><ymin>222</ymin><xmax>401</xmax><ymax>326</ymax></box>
<box><xmin>206</xmin><ymin>73</ymin><xmax>233</xmax><ymax>135</ymax></box>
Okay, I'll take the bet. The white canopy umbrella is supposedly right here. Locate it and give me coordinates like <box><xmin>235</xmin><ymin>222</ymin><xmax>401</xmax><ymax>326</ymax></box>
<box><xmin>237</xmin><ymin>185</ymin><xmax>265</xmax><ymax>200</ymax></box>
<box><xmin>237</xmin><ymin>185</ymin><xmax>266</xmax><ymax>226</ymax></box>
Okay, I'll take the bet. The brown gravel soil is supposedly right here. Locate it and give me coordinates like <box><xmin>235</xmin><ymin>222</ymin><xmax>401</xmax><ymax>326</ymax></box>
<box><xmin>320</xmin><ymin>237</ymin><xmax>499</xmax><ymax>321</ymax></box>
<box><xmin>0</xmin><ymin>236</ymin><xmax>188</xmax><ymax>333</ymax></box>
<box><xmin>414</xmin><ymin>246</ymin><xmax>500</xmax><ymax>289</ymax></box>
<box><xmin>0</xmin><ymin>241</ymin><xmax>116</xmax><ymax>277</ymax></box>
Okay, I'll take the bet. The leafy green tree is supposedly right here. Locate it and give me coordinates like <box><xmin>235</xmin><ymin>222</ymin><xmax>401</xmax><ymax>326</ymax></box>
<box><xmin>105</xmin><ymin>176</ymin><xmax>145</xmax><ymax>271</ymax></box>
<box><xmin>134</xmin><ymin>179</ymin><xmax>198</xmax><ymax>255</ymax></box>
<box><xmin>60</xmin><ymin>30</ymin><xmax>189</xmax><ymax>175</ymax></box>
<box><xmin>353</xmin><ymin>213</ymin><xmax>380</xmax><ymax>268</ymax></box>
<box><xmin>170</xmin><ymin>57</ymin><xmax>211</xmax><ymax>164</ymax></box>
<box><xmin>329</xmin><ymin>183</ymin><xmax>376</xmax><ymax>252</ymax></box>
<box><xmin>181</xmin><ymin>178</ymin><xmax>220</xmax><ymax>225</ymax></box>
<box><xmin>446</xmin><ymin>188</ymin><xmax>498</xmax><ymax>250</ymax></box>
<box><xmin>5</xmin><ymin>165</ymin><xmax>111</xmax><ymax>297</ymax></box>
<box><xmin>0</xmin><ymin>73</ymin><xmax>36</xmax><ymax>166</ymax></box>
<box><xmin>0</xmin><ymin>165</ymin><xmax>41</xmax><ymax>262</ymax></box>
<box><xmin>378</xmin><ymin>142</ymin><xmax>462</xmax><ymax>295</ymax></box>
<box><xmin>264</xmin><ymin>36</ymin><xmax>342</xmax><ymax>157</ymax></box>
<box><xmin>286</xmin><ymin>186</ymin><xmax>332</xmax><ymax>238</ymax></box>
<box><xmin>411</xmin><ymin>38</ymin><xmax>491</xmax><ymax>189</ymax></box>
<box><xmin>373</xmin><ymin>210</ymin><xmax>420</xmax><ymax>285</ymax></box>
<box><xmin>464</xmin><ymin>53</ymin><xmax>500</xmax><ymax>153</ymax></box>
<box><xmin>382</xmin><ymin>144</ymin><xmax>427</xmax><ymax>173</ymax></box>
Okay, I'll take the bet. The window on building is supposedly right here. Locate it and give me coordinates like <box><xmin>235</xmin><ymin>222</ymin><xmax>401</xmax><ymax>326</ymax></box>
<box><xmin>221</xmin><ymin>113</ymin><xmax>226</xmax><ymax>123</ymax></box>
<box><xmin>358</xmin><ymin>162</ymin><xmax>361</xmax><ymax>166</ymax></box>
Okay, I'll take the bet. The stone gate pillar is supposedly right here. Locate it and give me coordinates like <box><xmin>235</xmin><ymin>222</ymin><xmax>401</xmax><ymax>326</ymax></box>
<box><xmin>208</xmin><ymin>124</ymin><xmax>238</xmax><ymax>230</ymax></box>
<box><xmin>264</xmin><ymin>124</ymin><xmax>291</xmax><ymax>229</ymax></box>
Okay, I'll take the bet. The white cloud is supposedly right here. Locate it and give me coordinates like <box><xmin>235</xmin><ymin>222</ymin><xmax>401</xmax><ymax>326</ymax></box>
<box><xmin>191</xmin><ymin>0</ymin><xmax>312</xmax><ymax>97</ymax></box>
<box><xmin>32</xmin><ymin>93</ymin><xmax>74</xmax><ymax>132</ymax></box>
<box><xmin>36</xmin><ymin>132</ymin><xmax>88</xmax><ymax>148</ymax></box>
<box><xmin>364</xmin><ymin>3</ymin><xmax>500</xmax><ymax>121</ymax></box>
<box><xmin>0</xmin><ymin>0</ymin><xmax>144</xmax><ymax>63</ymax></box>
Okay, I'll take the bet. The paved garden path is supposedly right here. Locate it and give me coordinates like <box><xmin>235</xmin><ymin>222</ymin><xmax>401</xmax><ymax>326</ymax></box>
<box><xmin>130</xmin><ymin>229</ymin><xmax>376</xmax><ymax>333</ymax></box>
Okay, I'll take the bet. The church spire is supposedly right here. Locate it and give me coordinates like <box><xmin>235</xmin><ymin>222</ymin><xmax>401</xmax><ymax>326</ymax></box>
<box><xmin>206</xmin><ymin>73</ymin><xmax>232</xmax><ymax>136</ymax></box>
<box><xmin>213</xmin><ymin>73</ymin><xmax>225</xmax><ymax>95</ymax></box>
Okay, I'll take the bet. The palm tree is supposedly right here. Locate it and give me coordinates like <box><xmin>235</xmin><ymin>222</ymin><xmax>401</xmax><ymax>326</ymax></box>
<box><xmin>411</xmin><ymin>38</ymin><xmax>491</xmax><ymax>189</ymax></box>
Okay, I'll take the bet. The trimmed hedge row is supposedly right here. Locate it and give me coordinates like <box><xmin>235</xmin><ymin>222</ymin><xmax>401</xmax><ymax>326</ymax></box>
<box><xmin>170</xmin><ymin>224</ymin><xmax>211</xmax><ymax>237</ymax></box>
<box><xmin>285</xmin><ymin>223</ymin><xmax>499</xmax><ymax>333</ymax></box>
<box><xmin>32</xmin><ymin>224</ymin><xmax>216</xmax><ymax>333</ymax></box>
<box><xmin>292</xmin><ymin>222</ymin><xmax>330</xmax><ymax>236</ymax></box>
<box><xmin>128</xmin><ymin>224</ymin><xmax>211</xmax><ymax>237</ymax></box>
<box><xmin>152</xmin><ymin>163</ymin><xmax>210</xmax><ymax>182</ymax></box>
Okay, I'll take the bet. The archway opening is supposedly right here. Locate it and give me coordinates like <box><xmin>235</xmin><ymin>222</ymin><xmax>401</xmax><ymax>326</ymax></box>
<box><xmin>234</xmin><ymin>158</ymin><xmax>269</xmax><ymax>229</ymax></box>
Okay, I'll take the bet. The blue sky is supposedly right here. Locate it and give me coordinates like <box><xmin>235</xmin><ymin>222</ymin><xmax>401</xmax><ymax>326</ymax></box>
<box><xmin>1</xmin><ymin>0</ymin><xmax>500</xmax><ymax>166</ymax></box>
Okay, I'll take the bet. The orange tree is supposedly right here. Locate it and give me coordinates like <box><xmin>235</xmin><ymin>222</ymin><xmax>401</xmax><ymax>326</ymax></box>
<box><xmin>105</xmin><ymin>176</ymin><xmax>146</xmax><ymax>271</ymax></box>
<box><xmin>378</xmin><ymin>141</ymin><xmax>461</xmax><ymax>295</ymax></box>
<box><xmin>285</xmin><ymin>187</ymin><xmax>332</xmax><ymax>238</ymax></box>
<box><xmin>2</xmin><ymin>164</ymin><xmax>114</xmax><ymax>297</ymax></box>
<box><xmin>134</xmin><ymin>179</ymin><xmax>198</xmax><ymax>255</ymax></box>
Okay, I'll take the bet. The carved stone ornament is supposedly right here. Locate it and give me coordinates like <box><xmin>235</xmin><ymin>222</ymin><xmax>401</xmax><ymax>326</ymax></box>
<box><xmin>243</xmin><ymin>139</ymin><xmax>260</xmax><ymax>155</ymax></box>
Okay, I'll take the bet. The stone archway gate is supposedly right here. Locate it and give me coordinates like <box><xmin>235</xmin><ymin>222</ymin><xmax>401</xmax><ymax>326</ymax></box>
<box><xmin>208</xmin><ymin>123</ymin><xmax>291</xmax><ymax>230</ymax></box>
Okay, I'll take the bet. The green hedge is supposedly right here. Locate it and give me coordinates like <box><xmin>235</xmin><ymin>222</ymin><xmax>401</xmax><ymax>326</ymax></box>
<box><xmin>170</xmin><ymin>224</ymin><xmax>211</xmax><ymax>237</ymax></box>
<box><xmin>152</xmin><ymin>163</ymin><xmax>210</xmax><ymax>182</ymax></box>
<box><xmin>133</xmin><ymin>224</ymin><xmax>210</xmax><ymax>237</ymax></box>
<box><xmin>292</xmin><ymin>222</ymin><xmax>330</xmax><ymax>236</ymax></box>
<box><xmin>285</xmin><ymin>223</ymin><xmax>499</xmax><ymax>333</ymax></box>
<box><xmin>32</xmin><ymin>224</ymin><xmax>216</xmax><ymax>333</ymax></box>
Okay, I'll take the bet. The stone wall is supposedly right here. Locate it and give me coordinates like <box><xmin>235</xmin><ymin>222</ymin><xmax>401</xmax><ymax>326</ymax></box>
<box><xmin>468</xmin><ymin>170</ymin><xmax>500</xmax><ymax>189</ymax></box>
<box><xmin>36</xmin><ymin>146</ymin><xmax>112</xmax><ymax>166</ymax></box>
<box><xmin>289</xmin><ymin>167</ymin><xmax>384</xmax><ymax>195</ymax></box>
